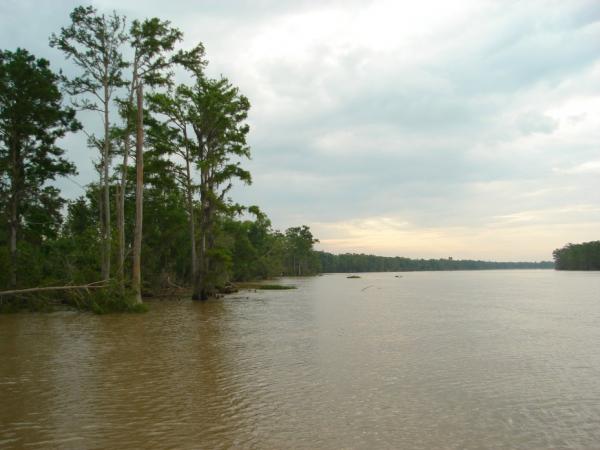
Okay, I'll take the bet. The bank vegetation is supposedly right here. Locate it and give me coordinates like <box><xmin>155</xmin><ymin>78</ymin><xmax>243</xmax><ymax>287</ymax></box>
<box><xmin>0</xmin><ymin>6</ymin><xmax>320</xmax><ymax>312</ymax></box>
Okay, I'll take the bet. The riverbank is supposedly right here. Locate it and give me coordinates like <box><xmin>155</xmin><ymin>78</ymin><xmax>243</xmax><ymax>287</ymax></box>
<box><xmin>0</xmin><ymin>279</ymin><xmax>297</xmax><ymax>314</ymax></box>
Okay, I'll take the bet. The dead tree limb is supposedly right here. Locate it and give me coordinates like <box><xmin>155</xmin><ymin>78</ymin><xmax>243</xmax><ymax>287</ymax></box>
<box><xmin>0</xmin><ymin>281</ymin><xmax>110</xmax><ymax>297</ymax></box>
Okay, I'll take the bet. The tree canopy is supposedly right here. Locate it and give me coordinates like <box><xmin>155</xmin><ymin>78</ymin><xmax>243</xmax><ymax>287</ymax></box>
<box><xmin>553</xmin><ymin>241</ymin><xmax>600</xmax><ymax>271</ymax></box>
<box><xmin>0</xmin><ymin>8</ymin><xmax>322</xmax><ymax>310</ymax></box>
<box><xmin>0</xmin><ymin>48</ymin><xmax>80</xmax><ymax>287</ymax></box>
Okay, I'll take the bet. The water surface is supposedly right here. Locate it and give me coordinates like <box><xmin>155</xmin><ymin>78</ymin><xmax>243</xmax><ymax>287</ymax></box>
<box><xmin>2</xmin><ymin>270</ymin><xmax>600</xmax><ymax>449</ymax></box>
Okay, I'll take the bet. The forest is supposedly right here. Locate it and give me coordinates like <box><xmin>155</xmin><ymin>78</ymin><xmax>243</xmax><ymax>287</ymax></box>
<box><xmin>318</xmin><ymin>252</ymin><xmax>553</xmax><ymax>273</ymax></box>
<box><xmin>0</xmin><ymin>6</ymin><xmax>320</xmax><ymax>311</ymax></box>
<box><xmin>553</xmin><ymin>241</ymin><xmax>600</xmax><ymax>270</ymax></box>
<box><xmin>0</xmin><ymin>6</ymin><xmax>567</xmax><ymax>314</ymax></box>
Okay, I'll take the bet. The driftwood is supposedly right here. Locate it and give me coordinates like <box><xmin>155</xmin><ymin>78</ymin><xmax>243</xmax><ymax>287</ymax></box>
<box><xmin>0</xmin><ymin>281</ymin><xmax>109</xmax><ymax>297</ymax></box>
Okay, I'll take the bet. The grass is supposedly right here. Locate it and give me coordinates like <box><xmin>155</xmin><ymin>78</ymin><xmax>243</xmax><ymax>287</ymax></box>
<box><xmin>237</xmin><ymin>282</ymin><xmax>296</xmax><ymax>290</ymax></box>
<box><xmin>257</xmin><ymin>284</ymin><xmax>296</xmax><ymax>290</ymax></box>
<box><xmin>346</xmin><ymin>275</ymin><xmax>361</xmax><ymax>279</ymax></box>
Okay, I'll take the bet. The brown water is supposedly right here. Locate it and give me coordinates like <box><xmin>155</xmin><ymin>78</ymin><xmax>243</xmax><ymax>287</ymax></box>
<box><xmin>2</xmin><ymin>270</ymin><xmax>600</xmax><ymax>449</ymax></box>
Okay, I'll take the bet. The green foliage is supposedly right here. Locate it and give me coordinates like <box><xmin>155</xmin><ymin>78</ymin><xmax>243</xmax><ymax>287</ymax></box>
<box><xmin>319</xmin><ymin>252</ymin><xmax>553</xmax><ymax>272</ymax></box>
<box><xmin>256</xmin><ymin>284</ymin><xmax>296</xmax><ymax>290</ymax></box>
<box><xmin>49</xmin><ymin>6</ymin><xmax>128</xmax><ymax>108</ymax></box>
<box><xmin>146</xmin><ymin>72</ymin><xmax>254</xmax><ymax>300</ymax></box>
<box><xmin>238</xmin><ymin>283</ymin><xmax>296</xmax><ymax>290</ymax></box>
<box><xmin>50</xmin><ymin>6</ymin><xmax>130</xmax><ymax>280</ymax></box>
<box><xmin>284</xmin><ymin>226</ymin><xmax>321</xmax><ymax>276</ymax></box>
<box><xmin>130</xmin><ymin>18</ymin><xmax>182</xmax><ymax>85</ymax></box>
<box><xmin>220</xmin><ymin>207</ymin><xmax>285</xmax><ymax>281</ymax></box>
<box><xmin>117</xmin><ymin>14</ymin><xmax>201</xmax><ymax>137</ymax></box>
<box><xmin>0</xmin><ymin>282</ymin><xmax>147</xmax><ymax>314</ymax></box>
<box><xmin>553</xmin><ymin>241</ymin><xmax>600</xmax><ymax>270</ymax></box>
<box><xmin>139</xmin><ymin>159</ymin><xmax>192</xmax><ymax>286</ymax></box>
<box><xmin>1</xmin><ymin>10</ymin><xmax>323</xmax><ymax>311</ymax></box>
<box><xmin>0</xmin><ymin>48</ymin><xmax>80</xmax><ymax>287</ymax></box>
<box><xmin>0</xmin><ymin>49</ymin><xmax>80</xmax><ymax>192</ymax></box>
<box><xmin>84</xmin><ymin>284</ymin><xmax>148</xmax><ymax>314</ymax></box>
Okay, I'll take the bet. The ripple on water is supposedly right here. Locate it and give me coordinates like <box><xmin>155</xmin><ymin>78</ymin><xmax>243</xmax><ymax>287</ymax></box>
<box><xmin>2</xmin><ymin>271</ymin><xmax>600</xmax><ymax>449</ymax></box>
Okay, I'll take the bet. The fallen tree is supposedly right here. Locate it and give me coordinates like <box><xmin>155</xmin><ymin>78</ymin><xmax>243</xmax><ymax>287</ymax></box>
<box><xmin>0</xmin><ymin>281</ymin><xmax>109</xmax><ymax>297</ymax></box>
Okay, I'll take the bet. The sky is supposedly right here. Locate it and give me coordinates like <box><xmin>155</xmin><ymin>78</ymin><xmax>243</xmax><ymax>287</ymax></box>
<box><xmin>2</xmin><ymin>0</ymin><xmax>600</xmax><ymax>261</ymax></box>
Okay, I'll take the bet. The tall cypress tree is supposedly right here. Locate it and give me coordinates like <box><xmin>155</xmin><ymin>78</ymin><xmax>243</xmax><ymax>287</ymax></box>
<box><xmin>50</xmin><ymin>6</ymin><xmax>127</xmax><ymax>280</ymax></box>
<box><xmin>186</xmin><ymin>76</ymin><xmax>252</xmax><ymax>300</ymax></box>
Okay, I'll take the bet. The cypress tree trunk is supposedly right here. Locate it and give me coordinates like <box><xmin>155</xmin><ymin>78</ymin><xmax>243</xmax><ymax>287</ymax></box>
<box><xmin>102</xmin><ymin>82</ymin><xmax>111</xmax><ymax>280</ymax></box>
<box><xmin>98</xmin><ymin>176</ymin><xmax>105</xmax><ymax>279</ymax></box>
<box><xmin>132</xmin><ymin>84</ymin><xmax>144</xmax><ymax>304</ymax></box>
<box><xmin>9</xmin><ymin>154</ymin><xmax>18</xmax><ymax>288</ymax></box>
<box><xmin>185</xmin><ymin>156</ymin><xmax>197</xmax><ymax>284</ymax></box>
<box><xmin>117</xmin><ymin>74</ymin><xmax>136</xmax><ymax>285</ymax></box>
<box><xmin>9</xmin><ymin>202</ymin><xmax>17</xmax><ymax>288</ymax></box>
<box><xmin>192</xmin><ymin>222</ymin><xmax>206</xmax><ymax>300</ymax></box>
<box><xmin>187</xmin><ymin>192</ymin><xmax>197</xmax><ymax>284</ymax></box>
<box><xmin>192</xmin><ymin>190</ymin><xmax>207</xmax><ymax>301</ymax></box>
<box><xmin>115</xmin><ymin>187</ymin><xmax>123</xmax><ymax>282</ymax></box>
<box><xmin>117</xmin><ymin>132</ymin><xmax>129</xmax><ymax>282</ymax></box>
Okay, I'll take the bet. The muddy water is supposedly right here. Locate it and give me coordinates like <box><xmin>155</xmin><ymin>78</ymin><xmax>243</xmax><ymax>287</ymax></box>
<box><xmin>2</xmin><ymin>271</ymin><xmax>600</xmax><ymax>449</ymax></box>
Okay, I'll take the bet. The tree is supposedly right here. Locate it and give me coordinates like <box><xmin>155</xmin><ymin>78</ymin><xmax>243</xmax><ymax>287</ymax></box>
<box><xmin>50</xmin><ymin>5</ymin><xmax>128</xmax><ymax>280</ymax></box>
<box><xmin>183</xmin><ymin>76</ymin><xmax>252</xmax><ymax>300</ymax></box>
<box><xmin>138</xmin><ymin>146</ymin><xmax>191</xmax><ymax>287</ymax></box>
<box><xmin>146</xmin><ymin>85</ymin><xmax>200</xmax><ymax>284</ymax></box>
<box><xmin>146</xmin><ymin>73</ymin><xmax>250</xmax><ymax>299</ymax></box>
<box><xmin>131</xmin><ymin>84</ymin><xmax>144</xmax><ymax>302</ymax></box>
<box><xmin>284</xmin><ymin>225</ymin><xmax>320</xmax><ymax>276</ymax></box>
<box><xmin>220</xmin><ymin>206</ymin><xmax>287</xmax><ymax>281</ymax></box>
<box><xmin>116</xmin><ymin>18</ymin><xmax>203</xmax><ymax>286</ymax></box>
<box><xmin>0</xmin><ymin>48</ymin><xmax>80</xmax><ymax>287</ymax></box>
<box><xmin>553</xmin><ymin>241</ymin><xmax>600</xmax><ymax>271</ymax></box>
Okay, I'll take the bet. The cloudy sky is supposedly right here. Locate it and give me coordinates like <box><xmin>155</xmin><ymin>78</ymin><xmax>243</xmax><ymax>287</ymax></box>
<box><xmin>2</xmin><ymin>0</ymin><xmax>600</xmax><ymax>261</ymax></box>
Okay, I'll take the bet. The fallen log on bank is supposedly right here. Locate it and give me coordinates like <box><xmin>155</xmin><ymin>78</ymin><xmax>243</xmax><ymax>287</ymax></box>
<box><xmin>0</xmin><ymin>281</ymin><xmax>109</xmax><ymax>297</ymax></box>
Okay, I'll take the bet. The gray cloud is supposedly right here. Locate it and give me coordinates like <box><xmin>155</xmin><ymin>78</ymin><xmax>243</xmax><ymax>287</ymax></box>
<box><xmin>516</xmin><ymin>111</ymin><xmax>559</xmax><ymax>135</ymax></box>
<box><xmin>2</xmin><ymin>0</ymin><xmax>600</xmax><ymax>260</ymax></box>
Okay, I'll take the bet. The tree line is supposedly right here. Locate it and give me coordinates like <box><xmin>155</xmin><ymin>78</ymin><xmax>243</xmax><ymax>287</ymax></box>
<box><xmin>318</xmin><ymin>252</ymin><xmax>553</xmax><ymax>273</ymax></box>
<box><xmin>0</xmin><ymin>6</ymin><xmax>320</xmax><ymax>310</ymax></box>
<box><xmin>553</xmin><ymin>241</ymin><xmax>600</xmax><ymax>270</ymax></box>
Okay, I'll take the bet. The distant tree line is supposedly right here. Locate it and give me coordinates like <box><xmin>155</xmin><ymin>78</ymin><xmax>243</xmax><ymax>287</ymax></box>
<box><xmin>318</xmin><ymin>252</ymin><xmax>553</xmax><ymax>273</ymax></box>
<box><xmin>553</xmin><ymin>241</ymin><xmax>600</xmax><ymax>270</ymax></box>
<box><xmin>0</xmin><ymin>6</ymin><xmax>320</xmax><ymax>310</ymax></box>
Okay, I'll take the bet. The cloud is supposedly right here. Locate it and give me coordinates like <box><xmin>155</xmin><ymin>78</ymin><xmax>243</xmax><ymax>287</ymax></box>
<box><xmin>554</xmin><ymin>160</ymin><xmax>600</xmax><ymax>175</ymax></box>
<box><xmin>314</xmin><ymin>211</ymin><xmax>600</xmax><ymax>261</ymax></box>
<box><xmin>516</xmin><ymin>111</ymin><xmax>559</xmax><ymax>135</ymax></box>
<box><xmin>3</xmin><ymin>0</ymin><xmax>600</xmax><ymax>260</ymax></box>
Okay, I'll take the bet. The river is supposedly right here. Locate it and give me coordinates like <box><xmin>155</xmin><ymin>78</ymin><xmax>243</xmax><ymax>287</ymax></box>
<box><xmin>2</xmin><ymin>270</ymin><xmax>600</xmax><ymax>449</ymax></box>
